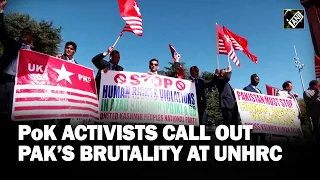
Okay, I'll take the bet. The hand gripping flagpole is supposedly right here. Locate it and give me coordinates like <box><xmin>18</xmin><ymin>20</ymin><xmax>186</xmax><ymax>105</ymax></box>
<box><xmin>113</xmin><ymin>32</ymin><xmax>123</xmax><ymax>48</ymax></box>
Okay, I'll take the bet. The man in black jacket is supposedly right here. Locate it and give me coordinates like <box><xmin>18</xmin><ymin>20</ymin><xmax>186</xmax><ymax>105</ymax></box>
<box><xmin>213</xmin><ymin>66</ymin><xmax>238</xmax><ymax>127</ymax></box>
<box><xmin>0</xmin><ymin>0</ymin><xmax>33</xmax><ymax>119</ymax></box>
<box><xmin>92</xmin><ymin>46</ymin><xmax>123</xmax><ymax>93</ymax></box>
<box><xmin>189</xmin><ymin>66</ymin><xmax>216</xmax><ymax>125</ymax></box>
<box><xmin>212</xmin><ymin>66</ymin><xmax>238</xmax><ymax>144</ymax></box>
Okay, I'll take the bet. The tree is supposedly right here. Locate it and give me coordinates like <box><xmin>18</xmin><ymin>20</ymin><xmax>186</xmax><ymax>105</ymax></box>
<box><xmin>164</xmin><ymin>61</ymin><xmax>189</xmax><ymax>79</ymax></box>
<box><xmin>297</xmin><ymin>98</ymin><xmax>313</xmax><ymax>136</ymax></box>
<box><xmin>0</xmin><ymin>12</ymin><xmax>62</xmax><ymax>56</ymax></box>
<box><xmin>297</xmin><ymin>98</ymin><xmax>309</xmax><ymax>124</ymax></box>
<box><xmin>200</xmin><ymin>71</ymin><xmax>223</xmax><ymax>125</ymax></box>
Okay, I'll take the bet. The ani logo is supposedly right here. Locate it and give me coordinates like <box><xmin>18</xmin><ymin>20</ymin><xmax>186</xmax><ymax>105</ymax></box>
<box><xmin>284</xmin><ymin>9</ymin><xmax>304</xmax><ymax>29</ymax></box>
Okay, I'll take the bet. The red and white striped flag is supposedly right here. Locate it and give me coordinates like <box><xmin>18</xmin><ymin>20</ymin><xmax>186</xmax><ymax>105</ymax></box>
<box><xmin>266</xmin><ymin>84</ymin><xmax>280</xmax><ymax>96</ymax></box>
<box><xmin>216</xmin><ymin>23</ymin><xmax>240</xmax><ymax>67</ymax></box>
<box><xmin>12</xmin><ymin>50</ymin><xmax>99</xmax><ymax>121</ymax></box>
<box><xmin>222</xmin><ymin>26</ymin><xmax>258</xmax><ymax>64</ymax></box>
<box><xmin>169</xmin><ymin>44</ymin><xmax>184</xmax><ymax>79</ymax></box>
<box><xmin>169</xmin><ymin>44</ymin><xmax>179</xmax><ymax>62</ymax></box>
<box><xmin>118</xmin><ymin>0</ymin><xmax>143</xmax><ymax>36</ymax></box>
<box><xmin>315</xmin><ymin>53</ymin><xmax>320</xmax><ymax>79</ymax></box>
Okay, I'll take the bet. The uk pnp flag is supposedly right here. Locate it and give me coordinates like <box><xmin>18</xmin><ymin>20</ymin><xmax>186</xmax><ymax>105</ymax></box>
<box><xmin>12</xmin><ymin>50</ymin><xmax>99</xmax><ymax>121</ymax></box>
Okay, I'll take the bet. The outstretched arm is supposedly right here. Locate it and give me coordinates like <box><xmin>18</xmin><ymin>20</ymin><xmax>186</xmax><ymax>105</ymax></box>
<box><xmin>0</xmin><ymin>0</ymin><xmax>7</xmax><ymax>39</ymax></box>
<box><xmin>92</xmin><ymin>53</ymin><xmax>107</xmax><ymax>70</ymax></box>
<box><xmin>204</xmin><ymin>68</ymin><xmax>221</xmax><ymax>88</ymax></box>
<box><xmin>0</xmin><ymin>0</ymin><xmax>19</xmax><ymax>46</ymax></box>
<box><xmin>165</xmin><ymin>54</ymin><xmax>184</xmax><ymax>78</ymax></box>
<box><xmin>92</xmin><ymin>46</ymin><xmax>113</xmax><ymax>70</ymax></box>
<box><xmin>224</xmin><ymin>66</ymin><xmax>232</xmax><ymax>82</ymax></box>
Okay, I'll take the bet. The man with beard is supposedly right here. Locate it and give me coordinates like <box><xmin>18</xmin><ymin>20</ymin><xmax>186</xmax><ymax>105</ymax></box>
<box><xmin>243</xmin><ymin>73</ymin><xmax>267</xmax><ymax>145</ymax></box>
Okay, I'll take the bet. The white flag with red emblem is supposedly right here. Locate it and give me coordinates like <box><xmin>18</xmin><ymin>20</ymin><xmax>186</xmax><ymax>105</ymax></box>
<box><xmin>216</xmin><ymin>23</ymin><xmax>240</xmax><ymax>67</ymax></box>
<box><xmin>118</xmin><ymin>0</ymin><xmax>143</xmax><ymax>36</ymax></box>
<box><xmin>12</xmin><ymin>50</ymin><xmax>99</xmax><ymax>121</ymax></box>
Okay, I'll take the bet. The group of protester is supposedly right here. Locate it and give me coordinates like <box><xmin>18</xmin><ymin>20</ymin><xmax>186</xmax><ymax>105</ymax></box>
<box><xmin>1</xmin><ymin>0</ymin><xmax>319</xmax><ymax>146</ymax></box>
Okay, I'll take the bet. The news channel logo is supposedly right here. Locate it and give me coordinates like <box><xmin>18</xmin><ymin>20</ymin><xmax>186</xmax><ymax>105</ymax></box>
<box><xmin>284</xmin><ymin>9</ymin><xmax>304</xmax><ymax>29</ymax></box>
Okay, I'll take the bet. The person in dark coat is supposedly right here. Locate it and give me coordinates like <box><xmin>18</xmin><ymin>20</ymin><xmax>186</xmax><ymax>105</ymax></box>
<box><xmin>92</xmin><ymin>46</ymin><xmax>124</xmax><ymax>93</ymax></box>
<box><xmin>211</xmin><ymin>66</ymin><xmax>239</xmax><ymax>144</ymax></box>
<box><xmin>0</xmin><ymin>0</ymin><xmax>33</xmax><ymax>122</ymax></box>
<box><xmin>189</xmin><ymin>66</ymin><xmax>216</xmax><ymax>125</ymax></box>
<box><xmin>213</xmin><ymin>66</ymin><xmax>238</xmax><ymax>127</ymax></box>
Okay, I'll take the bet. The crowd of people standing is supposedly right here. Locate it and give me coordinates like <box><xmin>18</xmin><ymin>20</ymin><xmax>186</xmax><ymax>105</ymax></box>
<box><xmin>1</xmin><ymin>0</ymin><xmax>319</xmax><ymax>146</ymax></box>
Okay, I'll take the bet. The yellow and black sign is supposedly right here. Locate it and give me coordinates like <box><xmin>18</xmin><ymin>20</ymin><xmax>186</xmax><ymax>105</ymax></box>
<box><xmin>284</xmin><ymin>9</ymin><xmax>304</xmax><ymax>29</ymax></box>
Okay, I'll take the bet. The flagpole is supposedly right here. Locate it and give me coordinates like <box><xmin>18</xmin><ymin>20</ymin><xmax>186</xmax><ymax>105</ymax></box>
<box><xmin>216</xmin><ymin>23</ymin><xmax>220</xmax><ymax>70</ymax></box>
<box><xmin>227</xmin><ymin>55</ymin><xmax>231</xmax><ymax>67</ymax></box>
<box><xmin>113</xmin><ymin>32</ymin><xmax>123</xmax><ymax>48</ymax></box>
<box><xmin>293</xmin><ymin>45</ymin><xmax>305</xmax><ymax>91</ymax></box>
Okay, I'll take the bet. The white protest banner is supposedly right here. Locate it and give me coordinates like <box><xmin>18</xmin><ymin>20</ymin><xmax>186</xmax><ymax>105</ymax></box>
<box><xmin>234</xmin><ymin>89</ymin><xmax>302</xmax><ymax>136</ymax></box>
<box><xmin>98</xmin><ymin>71</ymin><xmax>199</xmax><ymax>126</ymax></box>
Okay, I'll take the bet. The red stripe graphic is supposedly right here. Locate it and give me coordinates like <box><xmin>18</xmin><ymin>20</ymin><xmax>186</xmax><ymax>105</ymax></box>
<box><xmin>13</xmin><ymin>50</ymin><xmax>99</xmax><ymax>121</ymax></box>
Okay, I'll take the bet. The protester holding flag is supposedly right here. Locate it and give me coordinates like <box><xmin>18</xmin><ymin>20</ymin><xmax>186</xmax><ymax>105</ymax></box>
<box><xmin>168</xmin><ymin>44</ymin><xmax>185</xmax><ymax>79</ymax></box>
<box><xmin>147</xmin><ymin>56</ymin><xmax>181</xmax><ymax>77</ymax></box>
<box><xmin>303</xmin><ymin>80</ymin><xmax>320</xmax><ymax>145</ymax></box>
<box><xmin>92</xmin><ymin>46</ymin><xmax>124</xmax><ymax>92</ymax></box>
<box><xmin>213</xmin><ymin>66</ymin><xmax>239</xmax><ymax>144</ymax></box>
<box><xmin>243</xmin><ymin>73</ymin><xmax>267</xmax><ymax>145</ymax></box>
<box><xmin>277</xmin><ymin>81</ymin><xmax>301</xmax><ymax>117</ymax></box>
<box><xmin>0</xmin><ymin>0</ymin><xmax>33</xmax><ymax>120</ymax></box>
<box><xmin>189</xmin><ymin>66</ymin><xmax>216</xmax><ymax>125</ymax></box>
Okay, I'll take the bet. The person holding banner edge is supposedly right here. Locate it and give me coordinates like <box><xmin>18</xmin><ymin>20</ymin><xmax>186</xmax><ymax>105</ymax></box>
<box><xmin>277</xmin><ymin>81</ymin><xmax>301</xmax><ymax>145</ymax></box>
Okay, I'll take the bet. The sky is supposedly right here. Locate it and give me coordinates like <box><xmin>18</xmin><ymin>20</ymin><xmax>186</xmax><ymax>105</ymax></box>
<box><xmin>7</xmin><ymin>0</ymin><xmax>315</xmax><ymax>95</ymax></box>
